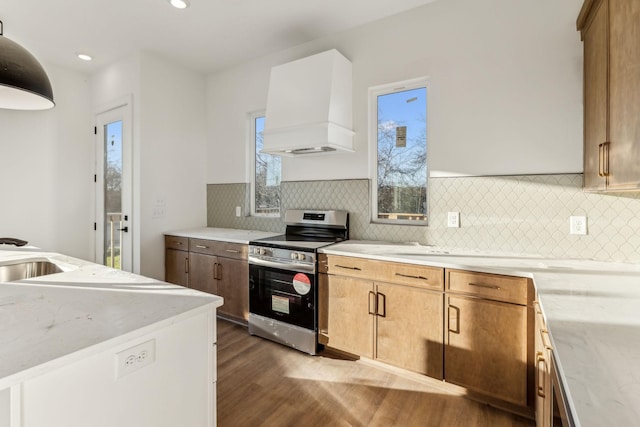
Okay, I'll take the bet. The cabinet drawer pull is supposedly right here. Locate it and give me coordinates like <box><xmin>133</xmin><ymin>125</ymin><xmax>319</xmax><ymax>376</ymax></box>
<box><xmin>195</xmin><ymin>245</ymin><xmax>209</xmax><ymax>249</ymax></box>
<box><xmin>368</xmin><ymin>291</ymin><xmax>377</xmax><ymax>315</ymax></box>
<box><xmin>184</xmin><ymin>258</ymin><xmax>189</xmax><ymax>274</ymax></box>
<box><xmin>175</xmin><ymin>241</ymin><xmax>183</xmax><ymax>245</ymax></box>
<box><xmin>468</xmin><ymin>282</ymin><xmax>501</xmax><ymax>290</ymax></box>
<box><xmin>536</xmin><ymin>351</ymin><xmax>547</xmax><ymax>398</ymax></box>
<box><xmin>334</xmin><ymin>264</ymin><xmax>362</xmax><ymax>271</ymax></box>
<box><xmin>225</xmin><ymin>249</ymin><xmax>240</xmax><ymax>254</ymax></box>
<box><xmin>395</xmin><ymin>272</ymin><xmax>429</xmax><ymax>281</ymax></box>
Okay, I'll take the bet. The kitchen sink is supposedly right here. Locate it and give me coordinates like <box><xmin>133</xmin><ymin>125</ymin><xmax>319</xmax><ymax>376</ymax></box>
<box><xmin>0</xmin><ymin>260</ymin><xmax>63</xmax><ymax>282</ymax></box>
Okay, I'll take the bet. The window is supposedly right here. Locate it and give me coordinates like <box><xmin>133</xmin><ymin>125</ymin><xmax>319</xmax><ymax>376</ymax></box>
<box><xmin>250</xmin><ymin>112</ymin><xmax>281</xmax><ymax>216</ymax></box>
<box><xmin>370</xmin><ymin>78</ymin><xmax>428</xmax><ymax>224</ymax></box>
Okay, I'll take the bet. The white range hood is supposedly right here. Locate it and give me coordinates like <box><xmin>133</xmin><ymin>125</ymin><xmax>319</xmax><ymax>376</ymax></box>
<box><xmin>262</xmin><ymin>49</ymin><xmax>354</xmax><ymax>156</ymax></box>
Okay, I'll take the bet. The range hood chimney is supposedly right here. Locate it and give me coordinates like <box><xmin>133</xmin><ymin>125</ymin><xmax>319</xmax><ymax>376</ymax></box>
<box><xmin>262</xmin><ymin>49</ymin><xmax>354</xmax><ymax>156</ymax></box>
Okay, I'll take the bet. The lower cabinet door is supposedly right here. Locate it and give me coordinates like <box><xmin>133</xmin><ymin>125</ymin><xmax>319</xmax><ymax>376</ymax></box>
<box><xmin>375</xmin><ymin>283</ymin><xmax>444</xmax><ymax>379</ymax></box>
<box><xmin>189</xmin><ymin>252</ymin><xmax>217</xmax><ymax>295</ymax></box>
<box><xmin>165</xmin><ymin>248</ymin><xmax>188</xmax><ymax>287</ymax></box>
<box><xmin>216</xmin><ymin>257</ymin><xmax>249</xmax><ymax>322</ymax></box>
<box><xmin>445</xmin><ymin>295</ymin><xmax>528</xmax><ymax>406</ymax></box>
<box><xmin>319</xmin><ymin>274</ymin><xmax>374</xmax><ymax>358</ymax></box>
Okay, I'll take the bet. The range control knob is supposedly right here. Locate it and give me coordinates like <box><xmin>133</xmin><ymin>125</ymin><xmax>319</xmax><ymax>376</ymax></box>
<box><xmin>259</xmin><ymin>248</ymin><xmax>267</xmax><ymax>256</ymax></box>
<box><xmin>290</xmin><ymin>252</ymin><xmax>297</xmax><ymax>260</ymax></box>
<box><xmin>297</xmin><ymin>253</ymin><xmax>306</xmax><ymax>261</ymax></box>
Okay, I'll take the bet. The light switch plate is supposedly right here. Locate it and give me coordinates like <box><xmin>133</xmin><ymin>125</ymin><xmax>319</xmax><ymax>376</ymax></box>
<box><xmin>235</xmin><ymin>206</ymin><xmax>242</xmax><ymax>217</ymax></box>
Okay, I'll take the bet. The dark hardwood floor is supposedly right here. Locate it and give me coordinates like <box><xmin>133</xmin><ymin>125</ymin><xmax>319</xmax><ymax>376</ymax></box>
<box><xmin>216</xmin><ymin>319</ymin><xmax>535</xmax><ymax>427</ymax></box>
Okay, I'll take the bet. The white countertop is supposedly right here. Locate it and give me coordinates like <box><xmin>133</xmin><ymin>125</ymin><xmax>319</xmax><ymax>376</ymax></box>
<box><xmin>320</xmin><ymin>240</ymin><xmax>640</xmax><ymax>427</ymax></box>
<box><xmin>164</xmin><ymin>227</ymin><xmax>281</xmax><ymax>244</ymax></box>
<box><xmin>0</xmin><ymin>247</ymin><xmax>222</xmax><ymax>390</ymax></box>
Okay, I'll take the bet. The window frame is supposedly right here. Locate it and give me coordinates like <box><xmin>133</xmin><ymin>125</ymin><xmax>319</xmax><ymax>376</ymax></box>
<box><xmin>368</xmin><ymin>77</ymin><xmax>430</xmax><ymax>226</ymax></box>
<box><xmin>248</xmin><ymin>110</ymin><xmax>281</xmax><ymax>217</ymax></box>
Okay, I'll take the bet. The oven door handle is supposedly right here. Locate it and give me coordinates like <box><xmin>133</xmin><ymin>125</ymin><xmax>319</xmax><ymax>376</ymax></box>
<box><xmin>249</xmin><ymin>257</ymin><xmax>315</xmax><ymax>273</ymax></box>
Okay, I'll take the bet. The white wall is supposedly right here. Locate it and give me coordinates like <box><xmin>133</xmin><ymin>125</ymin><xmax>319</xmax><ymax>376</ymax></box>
<box><xmin>0</xmin><ymin>64</ymin><xmax>93</xmax><ymax>259</ymax></box>
<box><xmin>138</xmin><ymin>52</ymin><xmax>207</xmax><ymax>279</ymax></box>
<box><xmin>205</xmin><ymin>0</ymin><xmax>583</xmax><ymax>183</ymax></box>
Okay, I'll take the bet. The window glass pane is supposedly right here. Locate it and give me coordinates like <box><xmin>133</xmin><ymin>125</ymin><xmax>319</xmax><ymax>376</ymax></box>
<box><xmin>255</xmin><ymin>116</ymin><xmax>281</xmax><ymax>215</ymax></box>
<box><xmin>377</xmin><ymin>87</ymin><xmax>427</xmax><ymax>221</ymax></box>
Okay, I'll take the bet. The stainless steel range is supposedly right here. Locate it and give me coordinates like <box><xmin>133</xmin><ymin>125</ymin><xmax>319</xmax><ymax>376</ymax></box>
<box><xmin>248</xmin><ymin>209</ymin><xmax>348</xmax><ymax>355</ymax></box>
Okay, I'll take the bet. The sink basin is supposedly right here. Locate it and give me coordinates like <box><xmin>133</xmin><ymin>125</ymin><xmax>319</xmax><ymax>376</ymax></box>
<box><xmin>0</xmin><ymin>260</ymin><xmax>63</xmax><ymax>282</ymax></box>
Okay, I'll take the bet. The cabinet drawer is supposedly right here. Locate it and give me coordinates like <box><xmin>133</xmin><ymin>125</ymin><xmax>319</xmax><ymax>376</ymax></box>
<box><xmin>386</xmin><ymin>262</ymin><xmax>444</xmax><ymax>291</ymax></box>
<box><xmin>165</xmin><ymin>235</ymin><xmax>188</xmax><ymax>251</ymax></box>
<box><xmin>446</xmin><ymin>269</ymin><xmax>529</xmax><ymax>305</ymax></box>
<box><xmin>323</xmin><ymin>255</ymin><xmax>444</xmax><ymax>290</ymax></box>
<box><xmin>189</xmin><ymin>238</ymin><xmax>247</xmax><ymax>260</ymax></box>
<box><xmin>323</xmin><ymin>255</ymin><xmax>373</xmax><ymax>279</ymax></box>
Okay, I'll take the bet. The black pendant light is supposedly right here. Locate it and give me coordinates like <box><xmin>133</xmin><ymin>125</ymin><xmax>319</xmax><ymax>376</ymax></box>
<box><xmin>0</xmin><ymin>20</ymin><xmax>54</xmax><ymax>110</ymax></box>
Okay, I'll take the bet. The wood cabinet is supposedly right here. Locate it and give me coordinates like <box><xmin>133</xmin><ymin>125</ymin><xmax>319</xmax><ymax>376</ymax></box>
<box><xmin>319</xmin><ymin>254</ymin><xmax>444</xmax><ymax>379</ymax></box>
<box><xmin>165</xmin><ymin>236</ymin><xmax>189</xmax><ymax>287</ymax></box>
<box><xmin>444</xmin><ymin>269</ymin><xmax>532</xmax><ymax>407</ymax></box>
<box><xmin>165</xmin><ymin>235</ymin><xmax>249</xmax><ymax>324</ymax></box>
<box><xmin>578</xmin><ymin>0</ymin><xmax>640</xmax><ymax>191</ymax></box>
<box><xmin>534</xmin><ymin>300</ymin><xmax>552</xmax><ymax>427</ymax></box>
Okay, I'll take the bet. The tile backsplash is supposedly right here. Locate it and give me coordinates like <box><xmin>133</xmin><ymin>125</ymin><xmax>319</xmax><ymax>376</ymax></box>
<box><xmin>207</xmin><ymin>174</ymin><xmax>640</xmax><ymax>263</ymax></box>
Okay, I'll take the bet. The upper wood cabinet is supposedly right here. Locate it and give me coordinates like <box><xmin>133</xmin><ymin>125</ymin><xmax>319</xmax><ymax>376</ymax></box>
<box><xmin>578</xmin><ymin>0</ymin><xmax>640</xmax><ymax>191</ymax></box>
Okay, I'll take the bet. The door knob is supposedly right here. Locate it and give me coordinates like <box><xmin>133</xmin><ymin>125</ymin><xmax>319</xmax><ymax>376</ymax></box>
<box><xmin>118</xmin><ymin>226</ymin><xmax>129</xmax><ymax>232</ymax></box>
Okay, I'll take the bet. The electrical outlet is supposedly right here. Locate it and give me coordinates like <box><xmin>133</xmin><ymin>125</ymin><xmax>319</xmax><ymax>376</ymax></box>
<box><xmin>447</xmin><ymin>212</ymin><xmax>460</xmax><ymax>228</ymax></box>
<box><xmin>569</xmin><ymin>216</ymin><xmax>587</xmax><ymax>235</ymax></box>
<box><xmin>116</xmin><ymin>339</ymin><xmax>155</xmax><ymax>379</ymax></box>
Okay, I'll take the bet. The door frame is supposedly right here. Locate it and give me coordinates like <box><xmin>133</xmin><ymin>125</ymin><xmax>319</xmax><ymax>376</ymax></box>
<box><xmin>94</xmin><ymin>95</ymin><xmax>134</xmax><ymax>272</ymax></box>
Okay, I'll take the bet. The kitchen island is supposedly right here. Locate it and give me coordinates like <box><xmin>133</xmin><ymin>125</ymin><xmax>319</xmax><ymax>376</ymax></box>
<box><xmin>0</xmin><ymin>246</ymin><xmax>222</xmax><ymax>427</ymax></box>
<box><xmin>320</xmin><ymin>241</ymin><xmax>640</xmax><ymax>427</ymax></box>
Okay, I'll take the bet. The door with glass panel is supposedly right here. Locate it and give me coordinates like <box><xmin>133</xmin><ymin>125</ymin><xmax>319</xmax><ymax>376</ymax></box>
<box><xmin>95</xmin><ymin>104</ymin><xmax>132</xmax><ymax>272</ymax></box>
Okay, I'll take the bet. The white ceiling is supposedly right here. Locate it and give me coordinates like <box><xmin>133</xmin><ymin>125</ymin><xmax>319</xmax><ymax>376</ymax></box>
<box><xmin>2</xmin><ymin>0</ymin><xmax>438</xmax><ymax>75</ymax></box>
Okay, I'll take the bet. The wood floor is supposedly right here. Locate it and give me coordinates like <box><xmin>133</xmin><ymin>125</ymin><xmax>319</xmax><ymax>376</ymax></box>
<box><xmin>216</xmin><ymin>319</ymin><xmax>535</xmax><ymax>427</ymax></box>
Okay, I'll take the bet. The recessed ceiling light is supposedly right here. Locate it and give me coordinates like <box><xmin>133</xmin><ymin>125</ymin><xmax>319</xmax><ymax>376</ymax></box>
<box><xmin>168</xmin><ymin>0</ymin><xmax>190</xmax><ymax>9</ymax></box>
<box><xmin>77</xmin><ymin>53</ymin><xmax>93</xmax><ymax>61</ymax></box>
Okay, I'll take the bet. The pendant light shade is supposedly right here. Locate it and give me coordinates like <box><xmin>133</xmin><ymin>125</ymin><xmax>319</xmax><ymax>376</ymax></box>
<box><xmin>0</xmin><ymin>21</ymin><xmax>54</xmax><ymax>110</ymax></box>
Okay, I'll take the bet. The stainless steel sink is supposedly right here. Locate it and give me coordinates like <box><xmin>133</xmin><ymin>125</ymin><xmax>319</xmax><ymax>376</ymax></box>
<box><xmin>0</xmin><ymin>260</ymin><xmax>63</xmax><ymax>282</ymax></box>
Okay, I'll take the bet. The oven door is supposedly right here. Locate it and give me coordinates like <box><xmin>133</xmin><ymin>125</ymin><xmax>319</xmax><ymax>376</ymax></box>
<box><xmin>249</xmin><ymin>263</ymin><xmax>316</xmax><ymax>331</ymax></box>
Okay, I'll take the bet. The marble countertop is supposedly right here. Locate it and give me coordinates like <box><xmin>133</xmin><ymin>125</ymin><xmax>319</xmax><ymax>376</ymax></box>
<box><xmin>320</xmin><ymin>240</ymin><xmax>640</xmax><ymax>427</ymax></box>
<box><xmin>164</xmin><ymin>227</ymin><xmax>281</xmax><ymax>244</ymax></box>
<box><xmin>0</xmin><ymin>247</ymin><xmax>222</xmax><ymax>390</ymax></box>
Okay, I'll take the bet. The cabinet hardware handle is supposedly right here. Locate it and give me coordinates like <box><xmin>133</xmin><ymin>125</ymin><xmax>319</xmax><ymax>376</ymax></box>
<box><xmin>533</xmin><ymin>300</ymin><xmax>542</xmax><ymax>314</ymax></box>
<box><xmin>195</xmin><ymin>245</ymin><xmax>208</xmax><ymax>249</ymax></box>
<box><xmin>468</xmin><ymin>282</ymin><xmax>501</xmax><ymax>290</ymax></box>
<box><xmin>217</xmin><ymin>263</ymin><xmax>223</xmax><ymax>280</ymax></box>
<box><xmin>395</xmin><ymin>272</ymin><xmax>428</xmax><ymax>280</ymax></box>
<box><xmin>184</xmin><ymin>258</ymin><xmax>189</xmax><ymax>274</ymax></box>
<box><xmin>603</xmin><ymin>141</ymin><xmax>610</xmax><ymax>176</ymax></box>
<box><xmin>368</xmin><ymin>291</ymin><xmax>377</xmax><ymax>315</ymax></box>
<box><xmin>536</xmin><ymin>351</ymin><xmax>547</xmax><ymax>398</ymax></box>
<box><xmin>212</xmin><ymin>262</ymin><xmax>218</xmax><ymax>279</ymax></box>
<box><xmin>335</xmin><ymin>264</ymin><xmax>362</xmax><ymax>271</ymax></box>
<box><xmin>598</xmin><ymin>143</ymin><xmax>604</xmax><ymax>177</ymax></box>
<box><xmin>175</xmin><ymin>242</ymin><xmax>183</xmax><ymax>245</ymax></box>
<box><xmin>376</xmin><ymin>292</ymin><xmax>387</xmax><ymax>317</ymax></box>
<box><xmin>225</xmin><ymin>249</ymin><xmax>240</xmax><ymax>253</ymax></box>
<box><xmin>448</xmin><ymin>305</ymin><xmax>460</xmax><ymax>334</ymax></box>
<box><xmin>540</xmin><ymin>328</ymin><xmax>552</xmax><ymax>350</ymax></box>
